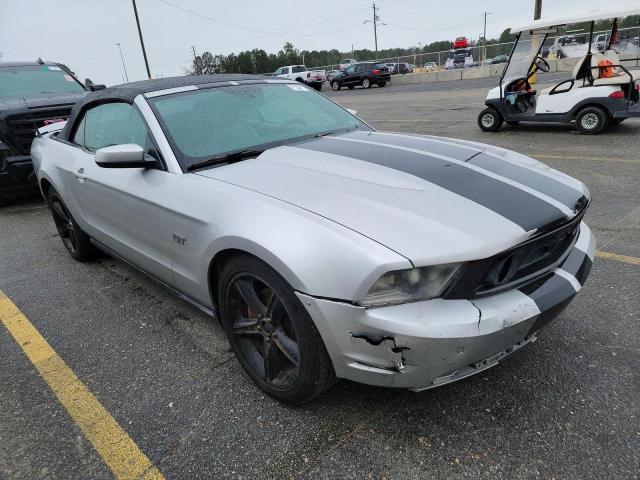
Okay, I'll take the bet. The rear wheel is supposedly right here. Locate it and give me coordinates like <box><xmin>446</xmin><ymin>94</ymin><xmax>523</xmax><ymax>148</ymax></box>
<box><xmin>47</xmin><ymin>188</ymin><xmax>95</xmax><ymax>261</ymax></box>
<box><xmin>218</xmin><ymin>255</ymin><xmax>335</xmax><ymax>404</ymax></box>
<box><xmin>362</xmin><ymin>78</ymin><xmax>371</xmax><ymax>89</ymax></box>
<box><xmin>478</xmin><ymin>107</ymin><xmax>504</xmax><ymax>132</ymax></box>
<box><xmin>331</xmin><ymin>81</ymin><xmax>340</xmax><ymax>91</ymax></box>
<box><xmin>575</xmin><ymin>106</ymin><xmax>609</xmax><ymax>134</ymax></box>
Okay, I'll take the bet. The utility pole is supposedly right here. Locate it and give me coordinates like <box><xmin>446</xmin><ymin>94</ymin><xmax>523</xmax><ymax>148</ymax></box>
<box><xmin>373</xmin><ymin>3</ymin><xmax>379</xmax><ymax>59</ymax></box>
<box><xmin>483</xmin><ymin>12</ymin><xmax>488</xmax><ymax>63</ymax></box>
<box><xmin>191</xmin><ymin>45</ymin><xmax>197</xmax><ymax>59</ymax></box>
<box><xmin>534</xmin><ymin>0</ymin><xmax>542</xmax><ymax>20</ymax></box>
<box><xmin>116</xmin><ymin>43</ymin><xmax>129</xmax><ymax>83</ymax></box>
<box><xmin>131</xmin><ymin>0</ymin><xmax>152</xmax><ymax>79</ymax></box>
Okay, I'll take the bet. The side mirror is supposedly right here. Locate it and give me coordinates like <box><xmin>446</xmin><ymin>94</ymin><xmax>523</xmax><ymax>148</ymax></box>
<box><xmin>346</xmin><ymin>108</ymin><xmax>358</xmax><ymax>116</ymax></box>
<box><xmin>89</xmin><ymin>84</ymin><xmax>106</xmax><ymax>91</ymax></box>
<box><xmin>95</xmin><ymin>144</ymin><xmax>156</xmax><ymax>168</ymax></box>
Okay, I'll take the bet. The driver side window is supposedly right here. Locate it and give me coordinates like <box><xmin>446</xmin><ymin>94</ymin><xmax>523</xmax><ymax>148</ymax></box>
<box><xmin>345</xmin><ymin>65</ymin><xmax>356</xmax><ymax>74</ymax></box>
<box><xmin>75</xmin><ymin>102</ymin><xmax>148</xmax><ymax>152</ymax></box>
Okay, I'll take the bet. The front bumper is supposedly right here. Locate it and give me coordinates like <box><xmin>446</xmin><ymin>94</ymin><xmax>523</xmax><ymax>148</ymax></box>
<box><xmin>0</xmin><ymin>151</ymin><xmax>38</xmax><ymax>199</ymax></box>
<box><xmin>298</xmin><ymin>222</ymin><xmax>596</xmax><ymax>391</ymax></box>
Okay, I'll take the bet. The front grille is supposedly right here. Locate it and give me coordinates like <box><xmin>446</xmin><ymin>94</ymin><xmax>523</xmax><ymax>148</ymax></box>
<box><xmin>5</xmin><ymin>106</ymin><xmax>73</xmax><ymax>155</ymax></box>
<box><xmin>444</xmin><ymin>210</ymin><xmax>585</xmax><ymax>299</ymax></box>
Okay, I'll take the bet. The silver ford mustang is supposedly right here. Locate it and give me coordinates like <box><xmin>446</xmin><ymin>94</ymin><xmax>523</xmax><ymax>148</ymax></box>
<box><xmin>32</xmin><ymin>75</ymin><xmax>595</xmax><ymax>404</ymax></box>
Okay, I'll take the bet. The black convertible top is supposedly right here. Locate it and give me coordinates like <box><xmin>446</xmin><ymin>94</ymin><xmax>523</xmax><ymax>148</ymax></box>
<box><xmin>59</xmin><ymin>74</ymin><xmax>274</xmax><ymax>141</ymax></box>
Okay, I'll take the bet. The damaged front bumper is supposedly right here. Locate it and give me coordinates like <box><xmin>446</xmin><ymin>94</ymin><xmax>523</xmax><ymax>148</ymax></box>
<box><xmin>297</xmin><ymin>222</ymin><xmax>596</xmax><ymax>391</ymax></box>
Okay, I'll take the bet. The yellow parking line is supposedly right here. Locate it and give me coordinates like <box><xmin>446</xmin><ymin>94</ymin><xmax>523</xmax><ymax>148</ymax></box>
<box><xmin>596</xmin><ymin>250</ymin><xmax>640</xmax><ymax>266</ymax></box>
<box><xmin>0</xmin><ymin>290</ymin><xmax>165</xmax><ymax>480</ymax></box>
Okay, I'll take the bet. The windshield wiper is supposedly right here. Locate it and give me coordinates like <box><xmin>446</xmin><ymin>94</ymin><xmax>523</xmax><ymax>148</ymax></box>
<box><xmin>187</xmin><ymin>148</ymin><xmax>264</xmax><ymax>171</ymax></box>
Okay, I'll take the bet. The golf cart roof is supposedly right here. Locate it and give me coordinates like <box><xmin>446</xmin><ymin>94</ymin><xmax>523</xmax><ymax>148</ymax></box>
<box><xmin>511</xmin><ymin>3</ymin><xmax>640</xmax><ymax>33</ymax></box>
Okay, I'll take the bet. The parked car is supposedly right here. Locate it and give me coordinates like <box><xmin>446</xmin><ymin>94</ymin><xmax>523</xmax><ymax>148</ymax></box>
<box><xmin>33</xmin><ymin>74</ymin><xmax>594</xmax><ymax>404</ymax></box>
<box><xmin>396</xmin><ymin>62</ymin><xmax>411</xmax><ymax>75</ymax></box>
<box><xmin>325</xmin><ymin>69</ymin><xmax>341</xmax><ymax>82</ymax></box>
<box><xmin>331</xmin><ymin>62</ymin><xmax>391</xmax><ymax>90</ymax></box>
<box><xmin>423</xmin><ymin>62</ymin><xmax>438</xmax><ymax>72</ymax></box>
<box><xmin>339</xmin><ymin>59</ymin><xmax>358</xmax><ymax>70</ymax></box>
<box><xmin>0</xmin><ymin>60</ymin><xmax>93</xmax><ymax>203</ymax></box>
<box><xmin>273</xmin><ymin>65</ymin><xmax>325</xmax><ymax>91</ymax></box>
<box><xmin>453</xmin><ymin>36</ymin><xmax>469</xmax><ymax>49</ymax></box>
<box><xmin>491</xmin><ymin>55</ymin><xmax>509</xmax><ymax>64</ymax></box>
<box><xmin>445</xmin><ymin>48</ymin><xmax>474</xmax><ymax>69</ymax></box>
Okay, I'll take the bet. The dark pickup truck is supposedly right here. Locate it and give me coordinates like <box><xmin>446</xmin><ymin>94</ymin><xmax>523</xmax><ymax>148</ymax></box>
<box><xmin>0</xmin><ymin>61</ymin><xmax>89</xmax><ymax>202</ymax></box>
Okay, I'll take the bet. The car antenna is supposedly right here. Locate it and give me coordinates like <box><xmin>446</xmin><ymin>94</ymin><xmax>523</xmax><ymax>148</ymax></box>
<box><xmin>23</xmin><ymin>97</ymin><xmax>41</xmax><ymax>138</ymax></box>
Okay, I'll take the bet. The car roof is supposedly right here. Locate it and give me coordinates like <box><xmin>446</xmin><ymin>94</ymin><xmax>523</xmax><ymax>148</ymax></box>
<box><xmin>58</xmin><ymin>74</ymin><xmax>284</xmax><ymax>142</ymax></box>
<box><xmin>0</xmin><ymin>61</ymin><xmax>62</xmax><ymax>68</ymax></box>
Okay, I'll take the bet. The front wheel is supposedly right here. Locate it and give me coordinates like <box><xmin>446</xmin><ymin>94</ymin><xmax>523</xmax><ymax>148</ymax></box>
<box><xmin>575</xmin><ymin>106</ymin><xmax>609</xmax><ymax>134</ymax></box>
<box><xmin>218</xmin><ymin>255</ymin><xmax>335</xmax><ymax>404</ymax></box>
<box><xmin>47</xmin><ymin>188</ymin><xmax>95</xmax><ymax>261</ymax></box>
<box><xmin>331</xmin><ymin>81</ymin><xmax>341</xmax><ymax>91</ymax></box>
<box><xmin>478</xmin><ymin>107</ymin><xmax>504</xmax><ymax>132</ymax></box>
<box><xmin>362</xmin><ymin>78</ymin><xmax>371</xmax><ymax>89</ymax></box>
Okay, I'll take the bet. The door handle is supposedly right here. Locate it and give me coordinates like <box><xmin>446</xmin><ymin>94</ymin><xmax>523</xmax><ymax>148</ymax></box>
<box><xmin>73</xmin><ymin>168</ymin><xmax>87</xmax><ymax>180</ymax></box>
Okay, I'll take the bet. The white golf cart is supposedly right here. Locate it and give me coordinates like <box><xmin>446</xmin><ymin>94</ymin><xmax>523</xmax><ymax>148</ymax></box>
<box><xmin>478</xmin><ymin>5</ymin><xmax>640</xmax><ymax>134</ymax></box>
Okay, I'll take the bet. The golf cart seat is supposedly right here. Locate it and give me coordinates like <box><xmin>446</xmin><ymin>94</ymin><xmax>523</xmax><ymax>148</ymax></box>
<box><xmin>591</xmin><ymin>51</ymin><xmax>640</xmax><ymax>86</ymax></box>
<box><xmin>539</xmin><ymin>55</ymin><xmax>586</xmax><ymax>95</ymax></box>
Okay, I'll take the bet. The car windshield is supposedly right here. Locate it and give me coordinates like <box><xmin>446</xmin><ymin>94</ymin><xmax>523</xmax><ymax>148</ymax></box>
<box><xmin>0</xmin><ymin>65</ymin><xmax>86</xmax><ymax>99</ymax></box>
<box><xmin>149</xmin><ymin>83</ymin><xmax>370</xmax><ymax>170</ymax></box>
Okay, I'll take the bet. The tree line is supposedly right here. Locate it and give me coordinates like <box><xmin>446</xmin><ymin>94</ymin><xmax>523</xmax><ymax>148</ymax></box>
<box><xmin>189</xmin><ymin>15</ymin><xmax>639</xmax><ymax>75</ymax></box>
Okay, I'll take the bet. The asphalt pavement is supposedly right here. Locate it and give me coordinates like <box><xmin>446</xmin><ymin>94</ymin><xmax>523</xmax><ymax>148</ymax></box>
<box><xmin>1</xmin><ymin>73</ymin><xmax>639</xmax><ymax>480</ymax></box>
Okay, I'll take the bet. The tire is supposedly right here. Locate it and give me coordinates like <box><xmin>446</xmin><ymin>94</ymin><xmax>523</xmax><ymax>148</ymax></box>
<box><xmin>362</xmin><ymin>78</ymin><xmax>371</xmax><ymax>89</ymax></box>
<box><xmin>575</xmin><ymin>106</ymin><xmax>609</xmax><ymax>134</ymax></box>
<box><xmin>47</xmin><ymin>188</ymin><xmax>95</xmax><ymax>261</ymax></box>
<box><xmin>378</xmin><ymin>81</ymin><xmax>386</xmax><ymax>87</ymax></box>
<box><xmin>478</xmin><ymin>107</ymin><xmax>504</xmax><ymax>132</ymax></box>
<box><xmin>218</xmin><ymin>255</ymin><xmax>335</xmax><ymax>404</ymax></box>
<box><xmin>347</xmin><ymin>85</ymin><xmax>354</xmax><ymax>90</ymax></box>
<box><xmin>331</xmin><ymin>81</ymin><xmax>341</xmax><ymax>91</ymax></box>
<box><xmin>311</xmin><ymin>82</ymin><xmax>322</xmax><ymax>92</ymax></box>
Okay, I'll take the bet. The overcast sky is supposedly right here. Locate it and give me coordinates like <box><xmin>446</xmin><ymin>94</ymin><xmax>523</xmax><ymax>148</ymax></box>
<box><xmin>1</xmin><ymin>0</ymin><xmax>636</xmax><ymax>85</ymax></box>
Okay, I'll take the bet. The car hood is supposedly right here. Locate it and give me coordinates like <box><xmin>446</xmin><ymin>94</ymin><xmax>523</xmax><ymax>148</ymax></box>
<box><xmin>0</xmin><ymin>91</ymin><xmax>87</xmax><ymax>112</ymax></box>
<box><xmin>195</xmin><ymin>131</ymin><xmax>589</xmax><ymax>265</ymax></box>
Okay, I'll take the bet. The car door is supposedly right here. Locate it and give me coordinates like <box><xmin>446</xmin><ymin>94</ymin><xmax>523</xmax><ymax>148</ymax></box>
<box><xmin>343</xmin><ymin>65</ymin><xmax>357</xmax><ymax>85</ymax></box>
<box><xmin>67</xmin><ymin>101</ymin><xmax>174</xmax><ymax>283</ymax></box>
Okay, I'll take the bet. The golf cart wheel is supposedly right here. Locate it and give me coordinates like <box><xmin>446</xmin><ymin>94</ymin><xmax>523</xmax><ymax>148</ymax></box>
<box><xmin>362</xmin><ymin>78</ymin><xmax>371</xmax><ymax>89</ymax></box>
<box><xmin>348</xmin><ymin>85</ymin><xmax>354</xmax><ymax>90</ymax></box>
<box><xmin>576</xmin><ymin>106</ymin><xmax>609</xmax><ymax>134</ymax></box>
<box><xmin>47</xmin><ymin>188</ymin><xmax>95</xmax><ymax>261</ymax></box>
<box><xmin>331</xmin><ymin>81</ymin><xmax>341</xmax><ymax>91</ymax></box>
<box><xmin>478</xmin><ymin>107</ymin><xmax>503</xmax><ymax>132</ymax></box>
<box><xmin>378</xmin><ymin>81</ymin><xmax>386</xmax><ymax>87</ymax></box>
<box><xmin>218</xmin><ymin>254</ymin><xmax>336</xmax><ymax>404</ymax></box>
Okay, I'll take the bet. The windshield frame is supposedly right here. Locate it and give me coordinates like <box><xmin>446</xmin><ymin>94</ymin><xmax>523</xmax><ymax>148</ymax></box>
<box><xmin>146</xmin><ymin>81</ymin><xmax>373</xmax><ymax>172</ymax></box>
<box><xmin>0</xmin><ymin>64</ymin><xmax>87</xmax><ymax>99</ymax></box>
<box><xmin>499</xmin><ymin>31</ymin><xmax>548</xmax><ymax>96</ymax></box>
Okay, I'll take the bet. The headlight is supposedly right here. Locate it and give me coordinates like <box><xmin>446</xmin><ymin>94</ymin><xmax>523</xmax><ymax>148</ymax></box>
<box><xmin>360</xmin><ymin>263</ymin><xmax>462</xmax><ymax>307</ymax></box>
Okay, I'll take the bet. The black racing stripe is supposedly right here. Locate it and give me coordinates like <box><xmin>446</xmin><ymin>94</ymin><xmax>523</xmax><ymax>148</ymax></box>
<box><xmin>342</xmin><ymin>131</ymin><xmax>477</xmax><ymax>161</ymax></box>
<box><xmin>561</xmin><ymin>247</ymin><xmax>588</xmax><ymax>277</ymax></box>
<box><xmin>296</xmin><ymin>137</ymin><xmax>567</xmax><ymax>231</ymax></box>
<box><xmin>468</xmin><ymin>153</ymin><xmax>585</xmax><ymax>210</ymax></box>
<box><xmin>520</xmin><ymin>273</ymin><xmax>577</xmax><ymax>312</ymax></box>
<box><xmin>574</xmin><ymin>255</ymin><xmax>593</xmax><ymax>286</ymax></box>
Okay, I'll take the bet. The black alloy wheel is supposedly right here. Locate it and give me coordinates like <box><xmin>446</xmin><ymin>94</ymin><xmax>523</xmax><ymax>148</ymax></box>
<box><xmin>331</xmin><ymin>81</ymin><xmax>341</xmax><ymax>91</ymax></box>
<box><xmin>219</xmin><ymin>255</ymin><xmax>335</xmax><ymax>404</ymax></box>
<box><xmin>48</xmin><ymin>188</ymin><xmax>94</xmax><ymax>261</ymax></box>
<box><xmin>226</xmin><ymin>273</ymin><xmax>300</xmax><ymax>388</ymax></box>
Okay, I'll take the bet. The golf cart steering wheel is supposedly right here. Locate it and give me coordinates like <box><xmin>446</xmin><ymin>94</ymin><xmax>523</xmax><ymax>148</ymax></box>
<box><xmin>534</xmin><ymin>56</ymin><xmax>550</xmax><ymax>73</ymax></box>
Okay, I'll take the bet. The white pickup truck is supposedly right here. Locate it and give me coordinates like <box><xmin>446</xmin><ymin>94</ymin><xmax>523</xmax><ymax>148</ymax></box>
<box><xmin>273</xmin><ymin>65</ymin><xmax>326</xmax><ymax>91</ymax></box>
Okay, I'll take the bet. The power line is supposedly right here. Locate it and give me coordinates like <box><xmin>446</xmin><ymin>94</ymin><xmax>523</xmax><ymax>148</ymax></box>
<box><xmin>154</xmin><ymin>0</ymin><xmax>364</xmax><ymax>37</ymax></box>
<box><xmin>384</xmin><ymin>14</ymin><xmax>484</xmax><ymax>33</ymax></box>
